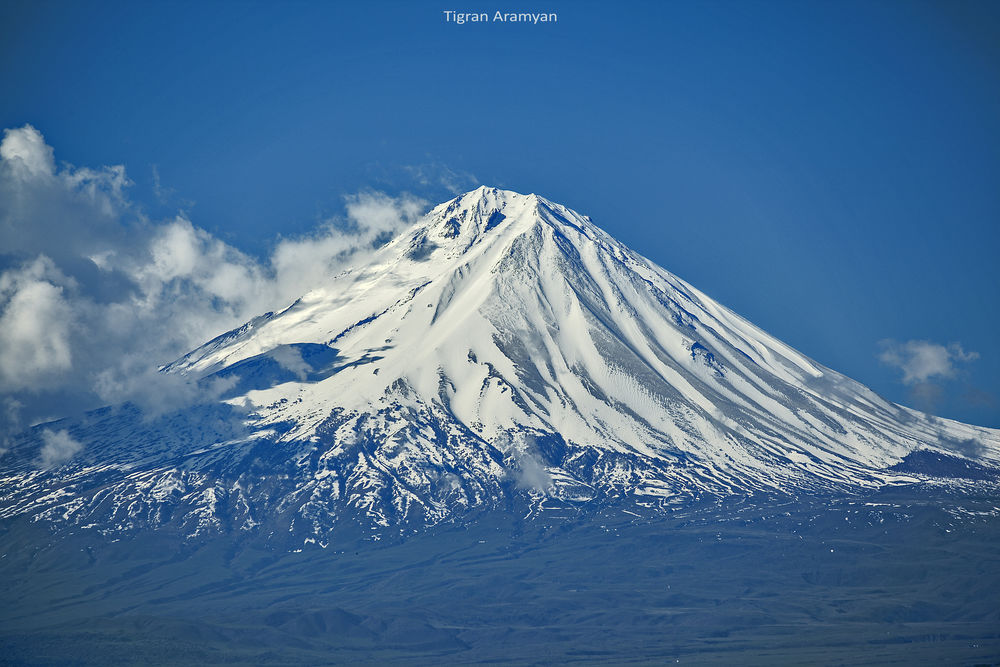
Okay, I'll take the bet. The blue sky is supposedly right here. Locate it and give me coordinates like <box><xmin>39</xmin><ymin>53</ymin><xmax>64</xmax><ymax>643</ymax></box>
<box><xmin>1</xmin><ymin>0</ymin><xmax>998</xmax><ymax>427</ymax></box>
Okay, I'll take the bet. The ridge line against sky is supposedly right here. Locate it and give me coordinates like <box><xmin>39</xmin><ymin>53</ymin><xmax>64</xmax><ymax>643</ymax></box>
<box><xmin>1</xmin><ymin>0</ymin><xmax>998</xmax><ymax>429</ymax></box>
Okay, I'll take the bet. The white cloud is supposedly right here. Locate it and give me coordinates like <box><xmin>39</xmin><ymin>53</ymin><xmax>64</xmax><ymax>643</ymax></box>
<box><xmin>515</xmin><ymin>448</ymin><xmax>553</xmax><ymax>494</ymax></box>
<box><xmin>270</xmin><ymin>346</ymin><xmax>310</xmax><ymax>381</ymax></box>
<box><xmin>500</xmin><ymin>432</ymin><xmax>553</xmax><ymax>494</ymax></box>
<box><xmin>0</xmin><ymin>258</ymin><xmax>74</xmax><ymax>391</ymax></box>
<box><xmin>878</xmin><ymin>339</ymin><xmax>979</xmax><ymax>385</ymax></box>
<box><xmin>0</xmin><ymin>125</ymin><xmax>54</xmax><ymax>179</ymax></box>
<box><xmin>0</xmin><ymin>124</ymin><xmax>430</xmax><ymax>439</ymax></box>
<box><xmin>92</xmin><ymin>356</ymin><xmax>241</xmax><ymax>420</ymax></box>
<box><xmin>39</xmin><ymin>429</ymin><xmax>83</xmax><ymax>467</ymax></box>
<box><xmin>1</xmin><ymin>126</ymin><xmax>132</xmax><ymax>265</ymax></box>
<box><xmin>345</xmin><ymin>191</ymin><xmax>426</xmax><ymax>234</ymax></box>
<box><xmin>269</xmin><ymin>191</ymin><xmax>426</xmax><ymax>306</ymax></box>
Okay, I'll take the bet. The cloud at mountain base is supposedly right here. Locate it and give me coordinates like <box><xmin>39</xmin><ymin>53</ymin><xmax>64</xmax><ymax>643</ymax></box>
<box><xmin>0</xmin><ymin>124</ymin><xmax>427</xmax><ymax>447</ymax></box>
<box><xmin>514</xmin><ymin>449</ymin><xmax>554</xmax><ymax>494</ymax></box>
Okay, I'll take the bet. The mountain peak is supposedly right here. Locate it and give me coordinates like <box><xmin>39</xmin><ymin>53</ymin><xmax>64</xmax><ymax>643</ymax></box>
<box><xmin>455</xmin><ymin>185</ymin><xmax>539</xmax><ymax>206</ymax></box>
<box><xmin>413</xmin><ymin>186</ymin><xmax>597</xmax><ymax>257</ymax></box>
<box><xmin>7</xmin><ymin>188</ymin><xmax>998</xmax><ymax>544</ymax></box>
<box><xmin>424</xmin><ymin>186</ymin><xmax>537</xmax><ymax>243</ymax></box>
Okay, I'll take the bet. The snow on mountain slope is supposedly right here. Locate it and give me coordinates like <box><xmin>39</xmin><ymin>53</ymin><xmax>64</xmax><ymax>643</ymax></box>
<box><xmin>3</xmin><ymin>187</ymin><xmax>999</xmax><ymax>540</ymax></box>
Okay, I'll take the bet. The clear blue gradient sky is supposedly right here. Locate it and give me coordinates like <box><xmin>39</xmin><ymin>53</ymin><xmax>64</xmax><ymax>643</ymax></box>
<box><xmin>2</xmin><ymin>0</ymin><xmax>998</xmax><ymax>426</ymax></box>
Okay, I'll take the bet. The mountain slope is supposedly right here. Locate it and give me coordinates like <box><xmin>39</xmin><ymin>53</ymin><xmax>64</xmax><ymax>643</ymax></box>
<box><xmin>3</xmin><ymin>187</ymin><xmax>998</xmax><ymax>542</ymax></box>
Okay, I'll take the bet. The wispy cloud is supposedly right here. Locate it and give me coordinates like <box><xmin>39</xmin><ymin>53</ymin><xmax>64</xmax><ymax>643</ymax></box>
<box><xmin>39</xmin><ymin>428</ymin><xmax>83</xmax><ymax>468</ymax></box>
<box><xmin>401</xmin><ymin>162</ymin><xmax>479</xmax><ymax>195</ymax></box>
<box><xmin>878</xmin><ymin>339</ymin><xmax>981</xmax><ymax>413</ymax></box>
<box><xmin>499</xmin><ymin>433</ymin><xmax>553</xmax><ymax>495</ymax></box>
<box><xmin>365</xmin><ymin>160</ymin><xmax>479</xmax><ymax>200</ymax></box>
<box><xmin>514</xmin><ymin>448</ymin><xmax>553</xmax><ymax>494</ymax></box>
<box><xmin>878</xmin><ymin>339</ymin><xmax>979</xmax><ymax>385</ymax></box>
<box><xmin>150</xmin><ymin>164</ymin><xmax>173</xmax><ymax>204</ymax></box>
<box><xmin>269</xmin><ymin>346</ymin><xmax>310</xmax><ymax>382</ymax></box>
<box><xmin>0</xmin><ymin>124</ymin><xmax>429</xmax><ymax>445</ymax></box>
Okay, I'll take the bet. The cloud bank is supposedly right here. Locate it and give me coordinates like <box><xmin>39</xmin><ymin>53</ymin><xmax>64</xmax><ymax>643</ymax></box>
<box><xmin>0</xmin><ymin>124</ymin><xmax>427</xmax><ymax>451</ymax></box>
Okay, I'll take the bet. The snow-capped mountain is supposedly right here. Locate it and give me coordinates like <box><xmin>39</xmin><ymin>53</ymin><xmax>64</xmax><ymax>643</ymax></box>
<box><xmin>3</xmin><ymin>187</ymin><xmax>998</xmax><ymax>541</ymax></box>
